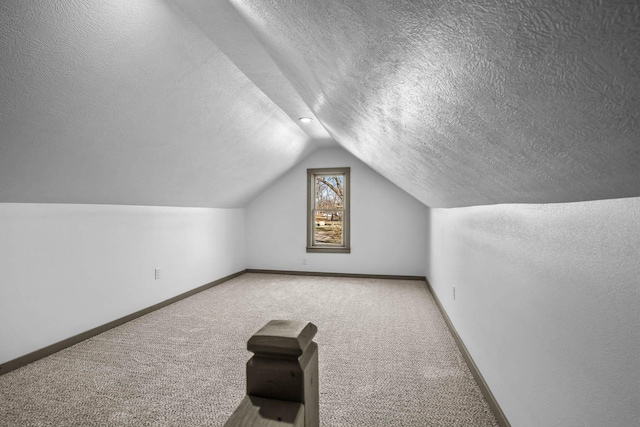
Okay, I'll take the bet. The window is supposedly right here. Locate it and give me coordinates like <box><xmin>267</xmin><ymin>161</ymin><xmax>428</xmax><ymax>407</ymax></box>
<box><xmin>307</xmin><ymin>167</ymin><xmax>350</xmax><ymax>253</ymax></box>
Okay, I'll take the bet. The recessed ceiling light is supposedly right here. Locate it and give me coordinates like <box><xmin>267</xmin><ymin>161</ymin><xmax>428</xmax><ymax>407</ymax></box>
<box><xmin>298</xmin><ymin>117</ymin><xmax>313</xmax><ymax>123</ymax></box>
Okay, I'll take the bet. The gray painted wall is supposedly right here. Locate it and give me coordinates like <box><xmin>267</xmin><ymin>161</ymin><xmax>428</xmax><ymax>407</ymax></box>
<box><xmin>426</xmin><ymin>197</ymin><xmax>640</xmax><ymax>427</ymax></box>
<box><xmin>246</xmin><ymin>147</ymin><xmax>429</xmax><ymax>276</ymax></box>
<box><xmin>0</xmin><ymin>204</ymin><xmax>246</xmax><ymax>365</ymax></box>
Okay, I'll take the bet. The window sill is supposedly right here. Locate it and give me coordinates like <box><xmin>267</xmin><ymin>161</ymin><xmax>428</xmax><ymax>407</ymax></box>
<box><xmin>306</xmin><ymin>246</ymin><xmax>351</xmax><ymax>254</ymax></box>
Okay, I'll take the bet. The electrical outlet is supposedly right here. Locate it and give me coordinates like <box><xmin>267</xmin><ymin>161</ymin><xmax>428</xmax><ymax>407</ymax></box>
<box><xmin>302</xmin><ymin>258</ymin><xmax>307</xmax><ymax>265</ymax></box>
<box><xmin>155</xmin><ymin>268</ymin><xmax>161</xmax><ymax>280</ymax></box>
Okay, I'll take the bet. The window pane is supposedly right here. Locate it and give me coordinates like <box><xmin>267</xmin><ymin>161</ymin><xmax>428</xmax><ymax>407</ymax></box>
<box><xmin>314</xmin><ymin>209</ymin><xmax>343</xmax><ymax>244</ymax></box>
<box><xmin>315</xmin><ymin>175</ymin><xmax>344</xmax><ymax>210</ymax></box>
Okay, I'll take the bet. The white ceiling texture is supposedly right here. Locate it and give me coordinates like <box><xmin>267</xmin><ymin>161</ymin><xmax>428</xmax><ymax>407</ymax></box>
<box><xmin>1</xmin><ymin>0</ymin><xmax>639</xmax><ymax>208</ymax></box>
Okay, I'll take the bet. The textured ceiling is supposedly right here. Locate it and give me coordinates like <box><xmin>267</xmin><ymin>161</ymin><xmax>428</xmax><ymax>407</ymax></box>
<box><xmin>1</xmin><ymin>0</ymin><xmax>639</xmax><ymax>208</ymax></box>
<box><xmin>0</xmin><ymin>0</ymin><xmax>328</xmax><ymax>207</ymax></box>
<box><xmin>231</xmin><ymin>0</ymin><xmax>640</xmax><ymax>207</ymax></box>
<box><xmin>171</xmin><ymin>0</ymin><xmax>335</xmax><ymax>143</ymax></box>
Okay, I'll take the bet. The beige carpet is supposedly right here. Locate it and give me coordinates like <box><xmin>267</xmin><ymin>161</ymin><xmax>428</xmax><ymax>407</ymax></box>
<box><xmin>0</xmin><ymin>273</ymin><xmax>499</xmax><ymax>426</ymax></box>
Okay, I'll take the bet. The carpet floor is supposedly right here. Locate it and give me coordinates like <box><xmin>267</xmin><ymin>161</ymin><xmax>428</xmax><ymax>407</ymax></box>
<box><xmin>0</xmin><ymin>273</ymin><xmax>499</xmax><ymax>426</ymax></box>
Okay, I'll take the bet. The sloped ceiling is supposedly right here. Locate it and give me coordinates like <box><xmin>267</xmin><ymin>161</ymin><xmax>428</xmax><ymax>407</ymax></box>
<box><xmin>231</xmin><ymin>0</ymin><xmax>640</xmax><ymax>207</ymax></box>
<box><xmin>0</xmin><ymin>0</ymin><xmax>333</xmax><ymax>208</ymax></box>
<box><xmin>1</xmin><ymin>0</ymin><xmax>639</xmax><ymax>208</ymax></box>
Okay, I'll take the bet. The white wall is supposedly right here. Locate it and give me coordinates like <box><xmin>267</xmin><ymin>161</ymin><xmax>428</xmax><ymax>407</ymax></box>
<box><xmin>0</xmin><ymin>203</ymin><xmax>246</xmax><ymax>364</ymax></box>
<box><xmin>246</xmin><ymin>147</ymin><xmax>428</xmax><ymax>276</ymax></box>
<box><xmin>426</xmin><ymin>197</ymin><xmax>640</xmax><ymax>427</ymax></box>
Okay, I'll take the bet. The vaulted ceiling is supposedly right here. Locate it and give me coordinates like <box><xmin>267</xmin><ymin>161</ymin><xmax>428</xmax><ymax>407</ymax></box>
<box><xmin>1</xmin><ymin>0</ymin><xmax>639</xmax><ymax>208</ymax></box>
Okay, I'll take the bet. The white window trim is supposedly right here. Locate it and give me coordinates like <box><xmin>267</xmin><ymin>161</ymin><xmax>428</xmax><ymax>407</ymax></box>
<box><xmin>306</xmin><ymin>167</ymin><xmax>351</xmax><ymax>253</ymax></box>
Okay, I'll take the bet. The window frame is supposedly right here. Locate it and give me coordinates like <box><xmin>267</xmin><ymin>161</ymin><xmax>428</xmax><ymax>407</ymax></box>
<box><xmin>306</xmin><ymin>167</ymin><xmax>351</xmax><ymax>253</ymax></box>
